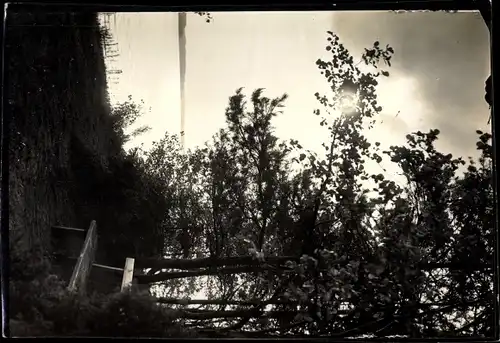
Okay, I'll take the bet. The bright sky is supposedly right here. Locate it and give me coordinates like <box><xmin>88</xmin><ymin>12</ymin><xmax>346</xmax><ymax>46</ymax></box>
<box><xmin>99</xmin><ymin>10</ymin><xmax>489</xmax><ymax>182</ymax></box>
<box><xmin>99</xmin><ymin>10</ymin><xmax>491</xmax><ymax>299</ymax></box>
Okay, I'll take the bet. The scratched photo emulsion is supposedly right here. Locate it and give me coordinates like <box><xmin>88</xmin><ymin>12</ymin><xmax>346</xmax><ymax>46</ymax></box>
<box><xmin>4</xmin><ymin>4</ymin><xmax>495</xmax><ymax>339</ymax></box>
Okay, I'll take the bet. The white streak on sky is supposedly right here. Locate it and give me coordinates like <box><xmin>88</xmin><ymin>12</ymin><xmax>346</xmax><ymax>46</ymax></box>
<box><xmin>178</xmin><ymin>12</ymin><xmax>187</xmax><ymax>149</ymax></box>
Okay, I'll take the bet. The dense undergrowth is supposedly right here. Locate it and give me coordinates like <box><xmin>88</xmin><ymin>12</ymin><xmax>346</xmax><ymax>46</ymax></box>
<box><xmin>10</xmin><ymin>237</ymin><xmax>192</xmax><ymax>337</ymax></box>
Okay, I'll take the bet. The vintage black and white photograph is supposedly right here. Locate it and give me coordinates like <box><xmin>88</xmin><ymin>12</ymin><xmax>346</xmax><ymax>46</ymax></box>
<box><xmin>4</xmin><ymin>2</ymin><xmax>495</xmax><ymax>339</ymax></box>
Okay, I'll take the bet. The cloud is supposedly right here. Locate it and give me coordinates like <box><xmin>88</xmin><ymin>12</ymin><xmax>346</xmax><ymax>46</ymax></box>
<box><xmin>331</xmin><ymin>11</ymin><xmax>491</xmax><ymax>158</ymax></box>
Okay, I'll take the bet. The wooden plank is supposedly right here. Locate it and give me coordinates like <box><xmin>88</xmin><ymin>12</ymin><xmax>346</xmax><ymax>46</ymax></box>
<box><xmin>51</xmin><ymin>225</ymin><xmax>85</xmax><ymax>232</ymax></box>
<box><xmin>67</xmin><ymin>220</ymin><xmax>97</xmax><ymax>295</ymax></box>
<box><xmin>63</xmin><ymin>258</ymin><xmax>126</xmax><ymax>273</ymax></box>
<box><xmin>121</xmin><ymin>257</ymin><xmax>135</xmax><ymax>292</ymax></box>
<box><xmin>93</xmin><ymin>263</ymin><xmax>124</xmax><ymax>273</ymax></box>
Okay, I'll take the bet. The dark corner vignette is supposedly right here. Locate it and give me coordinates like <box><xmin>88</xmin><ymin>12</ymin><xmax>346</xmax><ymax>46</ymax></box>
<box><xmin>1</xmin><ymin>0</ymin><xmax>500</xmax><ymax>342</ymax></box>
<box><xmin>1</xmin><ymin>2</ymin><xmax>11</xmax><ymax>339</ymax></box>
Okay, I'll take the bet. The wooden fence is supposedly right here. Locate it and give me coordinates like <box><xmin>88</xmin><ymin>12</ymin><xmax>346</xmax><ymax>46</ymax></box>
<box><xmin>51</xmin><ymin>220</ymin><xmax>135</xmax><ymax>295</ymax></box>
<box><xmin>67</xmin><ymin>220</ymin><xmax>97</xmax><ymax>294</ymax></box>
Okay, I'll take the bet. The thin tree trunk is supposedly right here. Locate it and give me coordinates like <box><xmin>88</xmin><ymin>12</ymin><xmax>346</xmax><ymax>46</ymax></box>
<box><xmin>170</xmin><ymin>308</ymin><xmax>307</xmax><ymax>320</ymax></box>
<box><xmin>135</xmin><ymin>255</ymin><xmax>300</xmax><ymax>270</ymax></box>
<box><xmin>157</xmin><ymin>297</ymin><xmax>305</xmax><ymax>306</ymax></box>
<box><xmin>137</xmin><ymin>264</ymin><xmax>274</xmax><ymax>284</ymax></box>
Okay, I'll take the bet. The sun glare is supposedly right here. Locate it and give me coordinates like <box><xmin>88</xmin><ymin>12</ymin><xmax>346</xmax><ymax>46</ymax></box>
<box><xmin>338</xmin><ymin>91</ymin><xmax>360</xmax><ymax>115</ymax></box>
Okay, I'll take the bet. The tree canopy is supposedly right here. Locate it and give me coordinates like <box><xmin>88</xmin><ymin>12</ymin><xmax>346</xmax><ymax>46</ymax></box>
<box><xmin>120</xmin><ymin>31</ymin><xmax>494</xmax><ymax>338</ymax></box>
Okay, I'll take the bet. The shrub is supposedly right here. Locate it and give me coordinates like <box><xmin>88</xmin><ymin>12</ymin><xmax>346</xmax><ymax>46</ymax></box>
<box><xmin>9</xmin><ymin>236</ymin><xmax>192</xmax><ymax>337</ymax></box>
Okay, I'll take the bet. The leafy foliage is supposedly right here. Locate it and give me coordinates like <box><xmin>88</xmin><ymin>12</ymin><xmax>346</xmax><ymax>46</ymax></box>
<box><xmin>127</xmin><ymin>31</ymin><xmax>494</xmax><ymax>338</ymax></box>
<box><xmin>194</xmin><ymin>12</ymin><xmax>213</xmax><ymax>23</ymax></box>
<box><xmin>9</xmin><ymin>11</ymin><xmax>494</xmax><ymax>339</ymax></box>
<box><xmin>110</xmin><ymin>95</ymin><xmax>151</xmax><ymax>146</ymax></box>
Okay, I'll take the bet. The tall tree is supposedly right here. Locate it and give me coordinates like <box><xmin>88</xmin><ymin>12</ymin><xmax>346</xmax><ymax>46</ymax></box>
<box><xmin>132</xmin><ymin>32</ymin><xmax>493</xmax><ymax>339</ymax></box>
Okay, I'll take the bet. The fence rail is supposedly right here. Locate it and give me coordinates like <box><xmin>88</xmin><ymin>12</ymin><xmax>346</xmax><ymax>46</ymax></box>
<box><xmin>52</xmin><ymin>225</ymin><xmax>85</xmax><ymax>232</ymax></box>
<box><xmin>54</xmin><ymin>220</ymin><xmax>135</xmax><ymax>294</ymax></box>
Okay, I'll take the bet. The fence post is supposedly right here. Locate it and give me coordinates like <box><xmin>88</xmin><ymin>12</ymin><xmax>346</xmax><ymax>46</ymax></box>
<box><xmin>67</xmin><ymin>220</ymin><xmax>97</xmax><ymax>295</ymax></box>
<box><xmin>121</xmin><ymin>257</ymin><xmax>135</xmax><ymax>292</ymax></box>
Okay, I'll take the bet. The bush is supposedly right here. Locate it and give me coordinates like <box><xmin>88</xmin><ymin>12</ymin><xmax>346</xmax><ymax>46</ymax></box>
<box><xmin>9</xmin><ymin>234</ymin><xmax>67</xmax><ymax>336</ymax></box>
<box><xmin>74</xmin><ymin>290</ymin><xmax>192</xmax><ymax>337</ymax></box>
<box><xmin>9</xmin><ymin>237</ymin><xmax>192</xmax><ymax>338</ymax></box>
